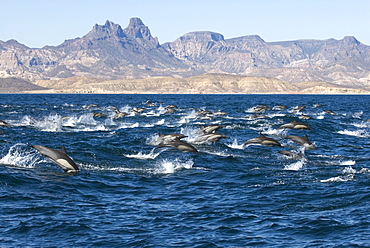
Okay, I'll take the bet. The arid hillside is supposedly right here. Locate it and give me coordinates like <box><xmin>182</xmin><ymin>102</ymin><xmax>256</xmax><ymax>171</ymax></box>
<box><xmin>21</xmin><ymin>73</ymin><xmax>370</xmax><ymax>94</ymax></box>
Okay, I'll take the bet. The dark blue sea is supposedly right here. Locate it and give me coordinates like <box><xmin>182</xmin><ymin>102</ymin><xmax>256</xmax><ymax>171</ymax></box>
<box><xmin>0</xmin><ymin>94</ymin><xmax>370</xmax><ymax>247</ymax></box>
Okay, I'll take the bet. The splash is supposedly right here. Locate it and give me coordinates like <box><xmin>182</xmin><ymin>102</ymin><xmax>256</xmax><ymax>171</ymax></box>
<box><xmin>226</xmin><ymin>139</ymin><xmax>245</xmax><ymax>149</ymax></box>
<box><xmin>263</xmin><ymin>126</ymin><xmax>287</xmax><ymax>137</ymax></box>
<box><xmin>178</xmin><ymin>110</ymin><xmax>198</xmax><ymax>124</ymax></box>
<box><xmin>35</xmin><ymin>114</ymin><xmax>64</xmax><ymax>132</ymax></box>
<box><xmin>0</xmin><ymin>143</ymin><xmax>41</xmax><ymax>169</ymax></box>
<box><xmin>340</xmin><ymin>160</ymin><xmax>356</xmax><ymax>166</ymax></box>
<box><xmin>147</xmin><ymin>133</ymin><xmax>161</xmax><ymax>146</ymax></box>
<box><xmin>124</xmin><ymin>148</ymin><xmax>164</xmax><ymax>160</ymax></box>
<box><xmin>342</xmin><ymin>166</ymin><xmax>356</xmax><ymax>174</ymax></box>
<box><xmin>348</xmin><ymin>121</ymin><xmax>370</xmax><ymax>128</ymax></box>
<box><xmin>337</xmin><ymin>129</ymin><xmax>370</xmax><ymax>138</ymax></box>
<box><xmin>180</xmin><ymin>126</ymin><xmax>201</xmax><ymax>143</ymax></box>
<box><xmin>320</xmin><ymin>176</ymin><xmax>353</xmax><ymax>183</ymax></box>
<box><xmin>283</xmin><ymin>160</ymin><xmax>305</xmax><ymax>171</ymax></box>
<box><xmin>156</xmin><ymin>158</ymin><xmax>194</xmax><ymax>174</ymax></box>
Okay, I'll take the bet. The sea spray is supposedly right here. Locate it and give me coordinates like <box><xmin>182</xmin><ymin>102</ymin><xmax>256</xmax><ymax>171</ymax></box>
<box><xmin>0</xmin><ymin>143</ymin><xmax>41</xmax><ymax>169</ymax></box>
<box><xmin>156</xmin><ymin>158</ymin><xmax>194</xmax><ymax>174</ymax></box>
<box><xmin>124</xmin><ymin>148</ymin><xmax>165</xmax><ymax>160</ymax></box>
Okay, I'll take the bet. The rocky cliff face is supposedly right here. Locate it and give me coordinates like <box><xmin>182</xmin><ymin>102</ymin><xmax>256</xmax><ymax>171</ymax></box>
<box><xmin>1</xmin><ymin>17</ymin><xmax>370</xmax><ymax>87</ymax></box>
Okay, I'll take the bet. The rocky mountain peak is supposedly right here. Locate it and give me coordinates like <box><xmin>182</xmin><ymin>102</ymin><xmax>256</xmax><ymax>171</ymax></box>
<box><xmin>341</xmin><ymin>36</ymin><xmax>360</xmax><ymax>46</ymax></box>
<box><xmin>179</xmin><ymin>31</ymin><xmax>225</xmax><ymax>42</ymax></box>
<box><xmin>124</xmin><ymin>17</ymin><xmax>155</xmax><ymax>41</ymax></box>
<box><xmin>84</xmin><ymin>20</ymin><xmax>126</xmax><ymax>40</ymax></box>
<box><xmin>4</xmin><ymin>39</ymin><xmax>29</xmax><ymax>49</ymax></box>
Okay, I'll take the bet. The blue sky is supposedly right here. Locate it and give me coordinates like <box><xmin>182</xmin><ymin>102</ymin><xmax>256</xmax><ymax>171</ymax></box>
<box><xmin>1</xmin><ymin>0</ymin><xmax>369</xmax><ymax>48</ymax></box>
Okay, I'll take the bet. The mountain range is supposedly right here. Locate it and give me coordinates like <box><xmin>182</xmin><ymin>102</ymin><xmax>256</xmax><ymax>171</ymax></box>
<box><xmin>1</xmin><ymin>17</ymin><xmax>370</xmax><ymax>92</ymax></box>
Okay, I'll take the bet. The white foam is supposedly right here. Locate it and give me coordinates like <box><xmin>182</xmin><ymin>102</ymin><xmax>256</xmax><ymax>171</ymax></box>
<box><xmin>156</xmin><ymin>158</ymin><xmax>194</xmax><ymax>174</ymax></box>
<box><xmin>320</xmin><ymin>174</ymin><xmax>355</xmax><ymax>183</ymax></box>
<box><xmin>180</xmin><ymin>126</ymin><xmax>201</xmax><ymax>143</ymax></box>
<box><xmin>342</xmin><ymin>166</ymin><xmax>356</xmax><ymax>174</ymax></box>
<box><xmin>19</xmin><ymin>115</ymin><xmax>37</xmax><ymax>126</ymax></box>
<box><xmin>348</xmin><ymin>121</ymin><xmax>370</xmax><ymax>128</ymax></box>
<box><xmin>263</xmin><ymin>127</ymin><xmax>287</xmax><ymax>137</ymax></box>
<box><xmin>283</xmin><ymin>160</ymin><xmax>305</xmax><ymax>171</ymax></box>
<box><xmin>124</xmin><ymin>148</ymin><xmax>164</xmax><ymax>160</ymax></box>
<box><xmin>226</xmin><ymin>139</ymin><xmax>245</xmax><ymax>149</ymax></box>
<box><xmin>178</xmin><ymin>110</ymin><xmax>198</xmax><ymax>124</ymax></box>
<box><xmin>337</xmin><ymin>129</ymin><xmax>370</xmax><ymax>138</ymax></box>
<box><xmin>0</xmin><ymin>143</ymin><xmax>41</xmax><ymax>169</ymax></box>
<box><xmin>156</xmin><ymin>119</ymin><xmax>166</xmax><ymax>125</ymax></box>
<box><xmin>118</xmin><ymin>122</ymin><xmax>140</xmax><ymax>129</ymax></box>
<box><xmin>340</xmin><ymin>160</ymin><xmax>356</xmax><ymax>166</ymax></box>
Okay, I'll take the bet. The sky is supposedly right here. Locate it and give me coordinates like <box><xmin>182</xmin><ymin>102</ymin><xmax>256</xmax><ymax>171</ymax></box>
<box><xmin>1</xmin><ymin>0</ymin><xmax>369</xmax><ymax>48</ymax></box>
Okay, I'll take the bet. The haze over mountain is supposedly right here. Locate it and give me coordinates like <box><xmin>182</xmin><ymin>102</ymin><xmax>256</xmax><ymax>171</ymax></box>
<box><xmin>1</xmin><ymin>17</ymin><xmax>370</xmax><ymax>91</ymax></box>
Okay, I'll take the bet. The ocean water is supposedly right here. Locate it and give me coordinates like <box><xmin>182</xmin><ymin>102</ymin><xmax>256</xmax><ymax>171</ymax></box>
<box><xmin>0</xmin><ymin>94</ymin><xmax>369</xmax><ymax>247</ymax></box>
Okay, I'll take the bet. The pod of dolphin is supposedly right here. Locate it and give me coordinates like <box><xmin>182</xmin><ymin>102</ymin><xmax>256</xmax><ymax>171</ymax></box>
<box><xmin>2</xmin><ymin>102</ymin><xmax>335</xmax><ymax>173</ymax></box>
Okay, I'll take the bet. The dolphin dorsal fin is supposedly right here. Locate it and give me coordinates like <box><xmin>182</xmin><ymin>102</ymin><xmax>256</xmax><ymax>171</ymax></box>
<box><xmin>61</xmin><ymin>146</ymin><xmax>67</xmax><ymax>154</ymax></box>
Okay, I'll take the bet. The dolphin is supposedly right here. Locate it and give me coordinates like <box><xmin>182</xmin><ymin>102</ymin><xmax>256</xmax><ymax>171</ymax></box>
<box><xmin>0</xmin><ymin>120</ymin><xmax>9</xmax><ymax>127</ymax></box>
<box><xmin>194</xmin><ymin>132</ymin><xmax>229</xmax><ymax>144</ymax></box>
<box><xmin>285</xmin><ymin>134</ymin><xmax>317</xmax><ymax>150</ymax></box>
<box><xmin>93</xmin><ymin>112</ymin><xmax>107</xmax><ymax>118</ymax></box>
<box><xmin>272</xmin><ymin>105</ymin><xmax>287</xmax><ymax>111</ymax></box>
<box><xmin>253</xmin><ymin>104</ymin><xmax>270</xmax><ymax>113</ymax></box>
<box><xmin>279</xmin><ymin>150</ymin><xmax>304</xmax><ymax>159</ymax></box>
<box><xmin>164</xmin><ymin>107</ymin><xmax>177</xmax><ymax>114</ymax></box>
<box><xmin>31</xmin><ymin>145</ymin><xmax>80</xmax><ymax>173</ymax></box>
<box><xmin>158</xmin><ymin>139</ymin><xmax>199</xmax><ymax>154</ymax></box>
<box><xmin>278</xmin><ymin>120</ymin><xmax>311</xmax><ymax>130</ymax></box>
<box><xmin>131</xmin><ymin>107</ymin><xmax>146</xmax><ymax>113</ymax></box>
<box><xmin>83</xmin><ymin>103</ymin><xmax>102</xmax><ymax>110</ymax></box>
<box><xmin>244</xmin><ymin>133</ymin><xmax>282</xmax><ymax>147</ymax></box>
<box><xmin>157</xmin><ymin>133</ymin><xmax>187</xmax><ymax>143</ymax></box>
<box><xmin>165</xmin><ymin>104</ymin><xmax>178</xmax><ymax>109</ymax></box>
<box><xmin>108</xmin><ymin>105</ymin><xmax>129</xmax><ymax>119</ymax></box>
<box><xmin>324</xmin><ymin>110</ymin><xmax>336</xmax><ymax>115</ymax></box>
<box><xmin>196</xmin><ymin>110</ymin><xmax>213</xmax><ymax>117</ymax></box>
<box><xmin>197</xmin><ymin>124</ymin><xmax>224</xmax><ymax>134</ymax></box>
<box><xmin>213</xmin><ymin>111</ymin><xmax>228</xmax><ymax>116</ymax></box>
<box><xmin>164</xmin><ymin>104</ymin><xmax>178</xmax><ymax>114</ymax></box>
<box><xmin>298</xmin><ymin>115</ymin><xmax>312</xmax><ymax>120</ymax></box>
<box><xmin>293</xmin><ymin>106</ymin><xmax>306</xmax><ymax>112</ymax></box>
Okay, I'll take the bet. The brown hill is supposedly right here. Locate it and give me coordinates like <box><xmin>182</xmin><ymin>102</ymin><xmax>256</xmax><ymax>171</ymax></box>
<box><xmin>0</xmin><ymin>77</ymin><xmax>47</xmax><ymax>93</ymax></box>
<box><xmin>26</xmin><ymin>74</ymin><xmax>369</xmax><ymax>94</ymax></box>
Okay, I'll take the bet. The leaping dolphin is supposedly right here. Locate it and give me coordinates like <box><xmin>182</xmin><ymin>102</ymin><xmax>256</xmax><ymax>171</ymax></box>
<box><xmin>31</xmin><ymin>145</ymin><xmax>80</xmax><ymax>173</ymax></box>
<box><xmin>278</xmin><ymin>120</ymin><xmax>311</xmax><ymax>130</ymax></box>
<box><xmin>244</xmin><ymin>133</ymin><xmax>282</xmax><ymax>147</ymax></box>
<box><xmin>197</xmin><ymin>124</ymin><xmax>224</xmax><ymax>134</ymax></box>
<box><xmin>194</xmin><ymin>132</ymin><xmax>229</xmax><ymax>144</ymax></box>
<box><xmin>285</xmin><ymin>134</ymin><xmax>317</xmax><ymax>150</ymax></box>
<box><xmin>158</xmin><ymin>139</ymin><xmax>199</xmax><ymax>154</ymax></box>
